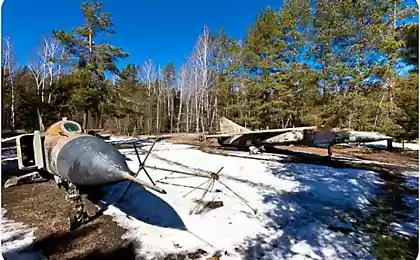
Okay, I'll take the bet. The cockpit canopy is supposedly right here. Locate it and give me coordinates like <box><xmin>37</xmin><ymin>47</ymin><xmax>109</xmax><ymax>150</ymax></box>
<box><xmin>46</xmin><ymin>119</ymin><xmax>83</xmax><ymax>136</ymax></box>
<box><xmin>62</xmin><ymin>121</ymin><xmax>82</xmax><ymax>133</ymax></box>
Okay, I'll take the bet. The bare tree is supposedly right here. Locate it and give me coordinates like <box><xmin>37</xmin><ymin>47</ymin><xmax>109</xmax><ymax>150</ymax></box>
<box><xmin>176</xmin><ymin>65</ymin><xmax>187</xmax><ymax>132</ymax></box>
<box><xmin>42</xmin><ymin>37</ymin><xmax>63</xmax><ymax>104</ymax></box>
<box><xmin>28</xmin><ymin>60</ymin><xmax>45</xmax><ymax>131</ymax></box>
<box><xmin>2</xmin><ymin>37</ymin><xmax>16</xmax><ymax>129</ymax></box>
<box><xmin>28</xmin><ymin>37</ymin><xmax>64</xmax><ymax>129</ymax></box>
<box><xmin>192</xmin><ymin>55</ymin><xmax>200</xmax><ymax>133</ymax></box>
<box><xmin>156</xmin><ymin>66</ymin><xmax>162</xmax><ymax>133</ymax></box>
<box><xmin>104</xmin><ymin>25</ymin><xmax>222</xmax><ymax>135</ymax></box>
<box><xmin>189</xmin><ymin>25</ymin><xmax>218</xmax><ymax>133</ymax></box>
<box><xmin>141</xmin><ymin>59</ymin><xmax>156</xmax><ymax>133</ymax></box>
<box><xmin>198</xmin><ymin>26</ymin><xmax>211</xmax><ymax>131</ymax></box>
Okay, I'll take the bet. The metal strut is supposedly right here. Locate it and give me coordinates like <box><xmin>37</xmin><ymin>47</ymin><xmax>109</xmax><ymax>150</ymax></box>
<box><xmin>115</xmin><ymin>138</ymin><xmax>257</xmax><ymax>214</ymax></box>
<box><xmin>118</xmin><ymin>139</ymin><xmax>162</xmax><ymax>202</ymax></box>
<box><xmin>155</xmin><ymin>165</ymin><xmax>258</xmax><ymax>215</ymax></box>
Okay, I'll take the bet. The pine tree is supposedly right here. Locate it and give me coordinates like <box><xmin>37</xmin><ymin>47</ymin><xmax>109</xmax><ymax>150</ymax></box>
<box><xmin>53</xmin><ymin>0</ymin><xmax>128</xmax><ymax>129</ymax></box>
<box><xmin>278</xmin><ymin>0</ymin><xmax>316</xmax><ymax>127</ymax></box>
<box><xmin>242</xmin><ymin>8</ymin><xmax>290</xmax><ymax>128</ymax></box>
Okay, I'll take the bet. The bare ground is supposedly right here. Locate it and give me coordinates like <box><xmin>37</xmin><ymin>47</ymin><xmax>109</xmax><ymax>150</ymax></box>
<box><xmin>1</xmin><ymin>180</ymin><xmax>137</xmax><ymax>260</ymax></box>
<box><xmin>276</xmin><ymin>144</ymin><xmax>419</xmax><ymax>168</ymax></box>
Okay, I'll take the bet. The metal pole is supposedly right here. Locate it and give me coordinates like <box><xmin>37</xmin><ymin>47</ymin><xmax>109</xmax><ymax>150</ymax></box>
<box><xmin>144</xmin><ymin>165</ymin><xmax>212</xmax><ymax>179</ymax></box>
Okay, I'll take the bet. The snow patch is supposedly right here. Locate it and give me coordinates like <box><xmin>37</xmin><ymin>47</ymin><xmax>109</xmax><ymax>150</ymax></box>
<box><xmin>1</xmin><ymin>208</ymin><xmax>40</xmax><ymax>260</ymax></box>
<box><xmin>97</xmin><ymin>142</ymin><xmax>410</xmax><ymax>260</ymax></box>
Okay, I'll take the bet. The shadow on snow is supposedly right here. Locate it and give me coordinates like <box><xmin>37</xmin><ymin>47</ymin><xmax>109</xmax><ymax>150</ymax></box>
<box><xmin>83</xmin><ymin>181</ymin><xmax>187</xmax><ymax>231</ymax></box>
<box><xmin>118</xmin><ymin>147</ymin><xmax>418</xmax><ymax>259</ymax></box>
<box><xmin>240</xmin><ymin>163</ymin><xmax>418</xmax><ymax>260</ymax></box>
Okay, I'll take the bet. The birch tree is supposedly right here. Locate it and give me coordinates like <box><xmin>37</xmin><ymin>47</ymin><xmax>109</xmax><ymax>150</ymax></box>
<box><xmin>189</xmin><ymin>25</ymin><xmax>219</xmax><ymax>133</ymax></box>
<box><xmin>28</xmin><ymin>59</ymin><xmax>45</xmax><ymax>131</ymax></box>
<box><xmin>156</xmin><ymin>66</ymin><xmax>162</xmax><ymax>133</ymax></box>
<box><xmin>176</xmin><ymin>64</ymin><xmax>187</xmax><ymax>132</ymax></box>
<box><xmin>2</xmin><ymin>37</ymin><xmax>16</xmax><ymax>129</ymax></box>
<box><xmin>141</xmin><ymin>59</ymin><xmax>157</xmax><ymax>133</ymax></box>
<box><xmin>43</xmin><ymin>37</ymin><xmax>63</xmax><ymax>104</ymax></box>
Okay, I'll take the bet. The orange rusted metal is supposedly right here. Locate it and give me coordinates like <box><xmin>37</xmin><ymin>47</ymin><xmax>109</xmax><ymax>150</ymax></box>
<box><xmin>44</xmin><ymin>119</ymin><xmax>86</xmax><ymax>177</ymax></box>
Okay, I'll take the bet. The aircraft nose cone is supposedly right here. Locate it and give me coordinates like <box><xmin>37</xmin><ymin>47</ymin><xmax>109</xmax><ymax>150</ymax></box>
<box><xmin>56</xmin><ymin>135</ymin><xmax>131</xmax><ymax>185</ymax></box>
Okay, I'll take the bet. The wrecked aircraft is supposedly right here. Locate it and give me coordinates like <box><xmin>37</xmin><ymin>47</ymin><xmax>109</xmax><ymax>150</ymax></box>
<box><xmin>1</xmin><ymin>118</ymin><xmax>166</xmax><ymax>230</ymax></box>
<box><xmin>1</xmin><ymin>118</ymin><xmax>257</xmax><ymax>230</ymax></box>
<box><xmin>204</xmin><ymin>117</ymin><xmax>394</xmax><ymax>154</ymax></box>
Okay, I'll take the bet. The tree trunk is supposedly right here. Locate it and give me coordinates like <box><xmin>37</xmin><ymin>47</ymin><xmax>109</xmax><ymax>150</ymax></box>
<box><xmin>99</xmin><ymin>114</ymin><xmax>103</xmax><ymax>129</ymax></box>
<box><xmin>200</xmin><ymin>101</ymin><xmax>205</xmax><ymax>133</ymax></box>
<box><xmin>37</xmin><ymin>109</ymin><xmax>45</xmax><ymax>132</ymax></box>
<box><xmin>10</xmin><ymin>78</ymin><xmax>15</xmax><ymax>130</ymax></box>
<box><xmin>195</xmin><ymin>94</ymin><xmax>199</xmax><ymax>133</ymax></box>
<box><xmin>373</xmin><ymin>91</ymin><xmax>386</xmax><ymax>130</ymax></box>
<box><xmin>170</xmin><ymin>93</ymin><xmax>174</xmax><ymax>133</ymax></box>
<box><xmin>147</xmin><ymin>99</ymin><xmax>152</xmax><ymax>134</ymax></box>
<box><xmin>156</xmin><ymin>98</ymin><xmax>160</xmax><ymax>134</ymax></box>
<box><xmin>82</xmin><ymin>108</ymin><xmax>88</xmax><ymax>130</ymax></box>
<box><xmin>132</xmin><ymin>121</ymin><xmax>137</xmax><ymax>136</ymax></box>
<box><xmin>177</xmin><ymin>96</ymin><xmax>183</xmax><ymax>133</ymax></box>
<box><xmin>186</xmin><ymin>101</ymin><xmax>190</xmax><ymax>133</ymax></box>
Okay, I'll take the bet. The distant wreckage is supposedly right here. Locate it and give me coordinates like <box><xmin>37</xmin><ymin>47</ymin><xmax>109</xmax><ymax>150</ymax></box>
<box><xmin>202</xmin><ymin>117</ymin><xmax>394</xmax><ymax>155</ymax></box>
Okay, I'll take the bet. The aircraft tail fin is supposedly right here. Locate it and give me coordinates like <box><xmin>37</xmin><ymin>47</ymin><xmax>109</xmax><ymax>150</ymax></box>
<box><xmin>219</xmin><ymin>117</ymin><xmax>251</xmax><ymax>134</ymax></box>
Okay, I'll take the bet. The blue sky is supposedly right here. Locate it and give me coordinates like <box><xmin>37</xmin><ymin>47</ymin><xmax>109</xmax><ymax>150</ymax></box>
<box><xmin>2</xmin><ymin>0</ymin><xmax>284</xmax><ymax>70</ymax></box>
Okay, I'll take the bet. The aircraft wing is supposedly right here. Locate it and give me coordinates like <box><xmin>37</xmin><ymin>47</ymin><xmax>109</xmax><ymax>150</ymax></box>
<box><xmin>1</xmin><ymin>136</ymin><xmax>20</xmax><ymax>143</ymax></box>
<box><xmin>239</xmin><ymin>126</ymin><xmax>315</xmax><ymax>135</ymax></box>
<box><xmin>218</xmin><ymin>126</ymin><xmax>316</xmax><ymax>146</ymax></box>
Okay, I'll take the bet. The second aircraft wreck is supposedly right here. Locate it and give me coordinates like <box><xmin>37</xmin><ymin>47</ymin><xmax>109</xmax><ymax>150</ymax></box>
<box><xmin>204</xmin><ymin>117</ymin><xmax>394</xmax><ymax>154</ymax></box>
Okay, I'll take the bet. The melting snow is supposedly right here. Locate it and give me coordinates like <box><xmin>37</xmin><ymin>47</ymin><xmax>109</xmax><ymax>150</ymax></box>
<box><xmin>1</xmin><ymin>140</ymin><xmax>417</xmax><ymax>260</ymax></box>
<box><xmin>1</xmin><ymin>208</ymin><xmax>40</xmax><ymax>260</ymax></box>
<box><xmin>97</xmin><ymin>142</ymin><xmax>416</xmax><ymax>260</ymax></box>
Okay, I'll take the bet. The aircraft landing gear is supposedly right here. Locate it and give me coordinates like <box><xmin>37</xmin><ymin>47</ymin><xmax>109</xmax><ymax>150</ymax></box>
<box><xmin>65</xmin><ymin>182</ymin><xmax>91</xmax><ymax>231</ymax></box>
<box><xmin>249</xmin><ymin>146</ymin><xmax>261</xmax><ymax>154</ymax></box>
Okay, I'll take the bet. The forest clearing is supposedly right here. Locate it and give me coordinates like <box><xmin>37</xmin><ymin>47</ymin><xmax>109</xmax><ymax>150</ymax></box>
<box><xmin>1</xmin><ymin>0</ymin><xmax>419</xmax><ymax>259</ymax></box>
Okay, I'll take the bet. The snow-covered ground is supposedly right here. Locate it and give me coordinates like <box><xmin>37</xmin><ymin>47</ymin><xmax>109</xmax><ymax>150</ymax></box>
<box><xmin>98</xmin><ymin>142</ymin><xmax>418</xmax><ymax>260</ymax></box>
<box><xmin>1</xmin><ymin>209</ymin><xmax>40</xmax><ymax>260</ymax></box>
<box><xmin>1</xmin><ymin>140</ymin><xmax>417</xmax><ymax>260</ymax></box>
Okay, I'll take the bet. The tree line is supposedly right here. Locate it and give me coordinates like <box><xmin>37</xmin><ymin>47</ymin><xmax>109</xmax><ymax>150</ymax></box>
<box><xmin>2</xmin><ymin>0</ymin><xmax>418</xmax><ymax>141</ymax></box>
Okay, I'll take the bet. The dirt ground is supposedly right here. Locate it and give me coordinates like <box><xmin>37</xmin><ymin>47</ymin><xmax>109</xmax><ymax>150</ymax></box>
<box><xmin>2</xmin><ymin>180</ymin><xmax>137</xmax><ymax>260</ymax></box>
<box><xmin>277</xmin><ymin>144</ymin><xmax>419</xmax><ymax>168</ymax></box>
